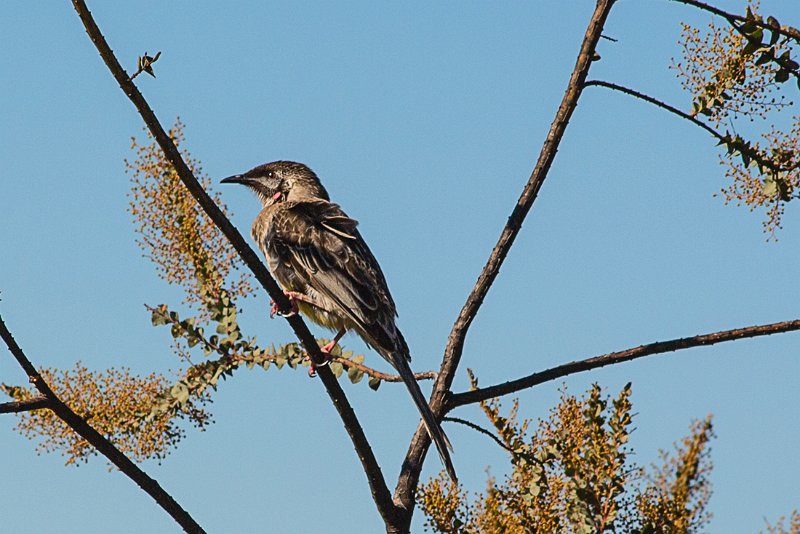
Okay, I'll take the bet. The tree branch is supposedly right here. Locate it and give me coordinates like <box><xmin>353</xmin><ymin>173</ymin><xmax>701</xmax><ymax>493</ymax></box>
<box><xmin>441</xmin><ymin>417</ymin><xmax>513</xmax><ymax>456</ymax></box>
<box><xmin>70</xmin><ymin>0</ymin><xmax>396</xmax><ymax>526</ymax></box>
<box><xmin>0</xmin><ymin>396</ymin><xmax>50</xmax><ymax>414</ymax></box>
<box><xmin>584</xmin><ymin>80</ymin><xmax>723</xmax><ymax>140</ymax></box>
<box><xmin>583</xmin><ymin>80</ymin><xmax>787</xmax><ymax>173</ymax></box>
<box><xmin>338</xmin><ymin>359</ymin><xmax>436</xmax><ymax>383</ymax></box>
<box><xmin>448</xmin><ymin>319</ymin><xmax>800</xmax><ymax>408</ymax></box>
<box><xmin>0</xmin><ymin>315</ymin><xmax>206</xmax><ymax>533</ymax></box>
<box><xmin>392</xmin><ymin>0</ymin><xmax>617</xmax><ymax>528</ymax></box>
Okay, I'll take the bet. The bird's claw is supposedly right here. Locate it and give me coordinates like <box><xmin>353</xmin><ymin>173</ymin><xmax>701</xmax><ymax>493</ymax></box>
<box><xmin>307</xmin><ymin>329</ymin><xmax>346</xmax><ymax>377</ymax></box>
<box><xmin>270</xmin><ymin>292</ymin><xmax>299</xmax><ymax>318</ymax></box>
<box><xmin>307</xmin><ymin>353</ymin><xmax>332</xmax><ymax>378</ymax></box>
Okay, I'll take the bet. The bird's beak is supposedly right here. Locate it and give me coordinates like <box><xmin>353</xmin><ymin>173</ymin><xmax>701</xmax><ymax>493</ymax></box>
<box><xmin>220</xmin><ymin>174</ymin><xmax>250</xmax><ymax>185</ymax></box>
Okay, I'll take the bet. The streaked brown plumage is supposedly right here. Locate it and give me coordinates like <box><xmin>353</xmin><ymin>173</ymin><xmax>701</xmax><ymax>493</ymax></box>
<box><xmin>222</xmin><ymin>160</ymin><xmax>456</xmax><ymax>481</ymax></box>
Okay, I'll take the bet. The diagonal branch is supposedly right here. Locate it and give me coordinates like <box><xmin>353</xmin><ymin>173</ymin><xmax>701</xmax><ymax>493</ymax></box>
<box><xmin>0</xmin><ymin>396</ymin><xmax>50</xmax><ymax>414</ymax></box>
<box><xmin>448</xmin><ymin>319</ymin><xmax>800</xmax><ymax>408</ymax></box>
<box><xmin>443</xmin><ymin>417</ymin><xmax>547</xmax><ymax>470</ymax></box>
<box><xmin>583</xmin><ymin>80</ymin><xmax>787</xmax><ymax>173</ymax></box>
<box><xmin>0</xmin><ymin>316</ymin><xmax>206</xmax><ymax>534</ymax></box>
<box><xmin>442</xmin><ymin>416</ymin><xmax>513</xmax><ymax>455</ymax></box>
<box><xmin>392</xmin><ymin>0</ymin><xmax>617</xmax><ymax>526</ymax></box>
<box><xmin>584</xmin><ymin>80</ymin><xmax>722</xmax><ymax>140</ymax></box>
<box><xmin>69</xmin><ymin>0</ymin><xmax>396</xmax><ymax>525</ymax></box>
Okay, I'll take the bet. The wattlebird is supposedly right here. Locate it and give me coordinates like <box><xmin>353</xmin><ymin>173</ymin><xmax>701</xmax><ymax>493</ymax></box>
<box><xmin>222</xmin><ymin>160</ymin><xmax>456</xmax><ymax>481</ymax></box>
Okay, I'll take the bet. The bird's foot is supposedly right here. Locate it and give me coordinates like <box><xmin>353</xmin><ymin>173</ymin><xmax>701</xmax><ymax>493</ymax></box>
<box><xmin>270</xmin><ymin>291</ymin><xmax>301</xmax><ymax>318</ymax></box>
<box><xmin>319</xmin><ymin>339</ymin><xmax>339</xmax><ymax>354</ymax></box>
<box><xmin>307</xmin><ymin>332</ymin><xmax>344</xmax><ymax>377</ymax></box>
<box><xmin>307</xmin><ymin>351</ymin><xmax>333</xmax><ymax>378</ymax></box>
<box><xmin>308</xmin><ymin>328</ymin><xmax>346</xmax><ymax>378</ymax></box>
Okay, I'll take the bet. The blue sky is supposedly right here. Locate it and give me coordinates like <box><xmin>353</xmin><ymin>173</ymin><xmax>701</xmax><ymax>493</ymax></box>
<box><xmin>1</xmin><ymin>1</ymin><xmax>798</xmax><ymax>532</ymax></box>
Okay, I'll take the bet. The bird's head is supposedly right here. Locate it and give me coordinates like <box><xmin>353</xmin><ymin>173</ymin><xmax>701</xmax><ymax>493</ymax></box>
<box><xmin>221</xmin><ymin>160</ymin><xmax>329</xmax><ymax>206</ymax></box>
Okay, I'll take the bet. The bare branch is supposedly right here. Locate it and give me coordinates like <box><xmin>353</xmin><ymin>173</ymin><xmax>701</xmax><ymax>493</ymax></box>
<box><xmin>0</xmin><ymin>396</ymin><xmax>50</xmax><ymax>414</ymax></box>
<box><xmin>583</xmin><ymin>80</ymin><xmax>786</xmax><ymax>173</ymax></box>
<box><xmin>0</xmin><ymin>315</ymin><xmax>205</xmax><ymax>533</ymax></box>
<box><xmin>69</xmin><ymin>0</ymin><xmax>396</xmax><ymax>524</ymax></box>
<box><xmin>392</xmin><ymin>0</ymin><xmax>617</xmax><ymax>527</ymax></box>
<box><xmin>442</xmin><ymin>416</ymin><xmax>513</xmax><ymax>455</ymax></box>
<box><xmin>448</xmin><ymin>320</ymin><xmax>800</xmax><ymax>408</ymax></box>
<box><xmin>584</xmin><ymin>80</ymin><xmax>723</xmax><ymax>140</ymax></box>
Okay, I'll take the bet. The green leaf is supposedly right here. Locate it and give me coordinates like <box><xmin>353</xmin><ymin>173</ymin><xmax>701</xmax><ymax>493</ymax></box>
<box><xmin>171</xmin><ymin>384</ymin><xmax>190</xmax><ymax>404</ymax></box>
<box><xmin>775</xmin><ymin>69</ymin><xmax>790</xmax><ymax>83</ymax></box>
<box><xmin>766</xmin><ymin>16</ymin><xmax>780</xmax><ymax>29</ymax></box>
<box><xmin>347</xmin><ymin>367</ymin><xmax>364</xmax><ymax>384</ymax></box>
<box><xmin>368</xmin><ymin>377</ymin><xmax>382</xmax><ymax>391</ymax></box>
<box><xmin>739</xmin><ymin>21</ymin><xmax>757</xmax><ymax>35</ymax></box>
<box><xmin>151</xmin><ymin>307</ymin><xmax>169</xmax><ymax>326</ymax></box>
<box><xmin>755</xmin><ymin>50</ymin><xmax>773</xmax><ymax>65</ymax></box>
<box><xmin>743</xmin><ymin>38</ymin><xmax>761</xmax><ymax>56</ymax></box>
<box><xmin>762</xmin><ymin>176</ymin><xmax>778</xmax><ymax>197</ymax></box>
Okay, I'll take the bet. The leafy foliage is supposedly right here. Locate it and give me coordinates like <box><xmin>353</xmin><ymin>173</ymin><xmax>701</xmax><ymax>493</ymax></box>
<box><xmin>126</xmin><ymin>120</ymin><xmax>253</xmax><ymax>310</ymax></box>
<box><xmin>673</xmin><ymin>3</ymin><xmax>800</xmax><ymax>236</ymax></box>
<box><xmin>146</xmin><ymin>293</ymin><xmax>377</xmax><ymax>424</ymax></box>
<box><xmin>418</xmin><ymin>381</ymin><xmax>714</xmax><ymax>534</ymax></box>
<box><xmin>636</xmin><ymin>417</ymin><xmax>714</xmax><ymax>533</ymax></box>
<box><xmin>2</xmin><ymin>121</ymin><xmax>389</xmax><ymax>464</ymax></box>
<box><xmin>1</xmin><ymin>364</ymin><xmax>196</xmax><ymax>464</ymax></box>
<box><xmin>132</xmin><ymin>51</ymin><xmax>161</xmax><ymax>79</ymax></box>
<box><xmin>762</xmin><ymin>510</ymin><xmax>800</xmax><ymax>534</ymax></box>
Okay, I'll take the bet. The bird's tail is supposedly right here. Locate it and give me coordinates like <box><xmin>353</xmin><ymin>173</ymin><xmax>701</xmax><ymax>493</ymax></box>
<box><xmin>394</xmin><ymin>355</ymin><xmax>457</xmax><ymax>483</ymax></box>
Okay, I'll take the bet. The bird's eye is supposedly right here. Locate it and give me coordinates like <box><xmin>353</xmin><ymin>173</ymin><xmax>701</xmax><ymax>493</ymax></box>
<box><xmin>267</xmin><ymin>171</ymin><xmax>274</xmax><ymax>178</ymax></box>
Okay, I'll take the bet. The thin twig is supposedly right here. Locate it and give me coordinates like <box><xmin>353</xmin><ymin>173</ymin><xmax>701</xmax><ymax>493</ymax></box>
<box><xmin>448</xmin><ymin>319</ymin><xmax>800</xmax><ymax>408</ymax></box>
<box><xmin>69</xmin><ymin>0</ymin><xmax>396</xmax><ymax>524</ymax></box>
<box><xmin>584</xmin><ymin>80</ymin><xmax>722</xmax><ymax>139</ymax></box>
<box><xmin>443</xmin><ymin>417</ymin><xmax>547</xmax><ymax>470</ymax></box>
<box><xmin>442</xmin><ymin>417</ymin><xmax>512</xmax><ymax>455</ymax></box>
<box><xmin>391</xmin><ymin>1</ymin><xmax>617</xmax><ymax>528</ymax></box>
<box><xmin>583</xmin><ymin>80</ymin><xmax>785</xmax><ymax>173</ymax></box>
<box><xmin>338</xmin><ymin>358</ymin><xmax>436</xmax><ymax>383</ymax></box>
<box><xmin>0</xmin><ymin>316</ymin><xmax>206</xmax><ymax>534</ymax></box>
<box><xmin>0</xmin><ymin>396</ymin><xmax>50</xmax><ymax>414</ymax></box>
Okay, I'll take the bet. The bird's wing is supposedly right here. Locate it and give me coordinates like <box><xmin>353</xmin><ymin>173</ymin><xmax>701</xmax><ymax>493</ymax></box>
<box><xmin>267</xmin><ymin>199</ymin><xmax>398</xmax><ymax>343</ymax></box>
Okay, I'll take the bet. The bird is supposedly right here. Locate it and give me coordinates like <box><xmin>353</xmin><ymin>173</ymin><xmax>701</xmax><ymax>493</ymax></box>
<box><xmin>221</xmin><ymin>160</ymin><xmax>456</xmax><ymax>482</ymax></box>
